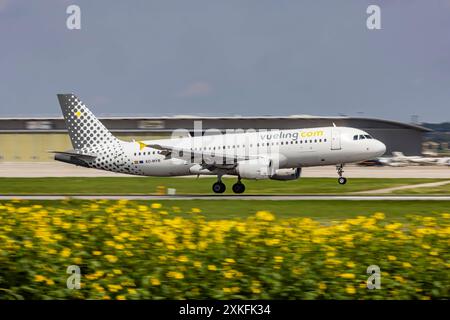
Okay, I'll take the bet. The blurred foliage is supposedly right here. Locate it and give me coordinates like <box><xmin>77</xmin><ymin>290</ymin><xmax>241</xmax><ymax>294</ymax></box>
<box><xmin>0</xmin><ymin>200</ymin><xmax>448</xmax><ymax>300</ymax></box>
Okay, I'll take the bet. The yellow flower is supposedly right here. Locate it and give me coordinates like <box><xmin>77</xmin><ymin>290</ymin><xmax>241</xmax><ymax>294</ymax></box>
<box><xmin>208</xmin><ymin>265</ymin><xmax>217</xmax><ymax>271</ymax></box>
<box><xmin>151</xmin><ymin>203</ymin><xmax>162</xmax><ymax>209</ymax></box>
<box><xmin>92</xmin><ymin>251</ymin><xmax>102</xmax><ymax>256</ymax></box>
<box><xmin>191</xmin><ymin>208</ymin><xmax>202</xmax><ymax>213</ymax></box>
<box><xmin>222</xmin><ymin>287</ymin><xmax>232</xmax><ymax>293</ymax></box>
<box><xmin>105</xmin><ymin>255</ymin><xmax>118</xmax><ymax>263</ymax></box>
<box><xmin>60</xmin><ymin>248</ymin><xmax>71</xmax><ymax>258</ymax></box>
<box><xmin>224</xmin><ymin>258</ymin><xmax>235</xmax><ymax>264</ymax></box>
<box><xmin>346</xmin><ymin>261</ymin><xmax>356</xmax><ymax>268</ymax></box>
<box><xmin>167</xmin><ymin>271</ymin><xmax>184</xmax><ymax>279</ymax></box>
<box><xmin>116</xmin><ymin>295</ymin><xmax>126</xmax><ymax>300</ymax></box>
<box><xmin>255</xmin><ymin>211</ymin><xmax>275</xmax><ymax>221</ymax></box>
<box><xmin>107</xmin><ymin>284</ymin><xmax>123</xmax><ymax>292</ymax></box>
<box><xmin>46</xmin><ymin>279</ymin><xmax>55</xmax><ymax>286</ymax></box>
<box><xmin>128</xmin><ymin>289</ymin><xmax>137</xmax><ymax>295</ymax></box>
<box><xmin>388</xmin><ymin>255</ymin><xmax>397</xmax><ymax>261</ymax></box>
<box><xmin>150</xmin><ymin>278</ymin><xmax>161</xmax><ymax>286</ymax></box>
<box><xmin>34</xmin><ymin>275</ymin><xmax>46</xmax><ymax>282</ymax></box>
<box><xmin>373</xmin><ymin>212</ymin><xmax>385</xmax><ymax>220</ymax></box>
<box><xmin>340</xmin><ymin>273</ymin><xmax>355</xmax><ymax>279</ymax></box>
<box><xmin>113</xmin><ymin>269</ymin><xmax>122</xmax><ymax>275</ymax></box>
<box><xmin>178</xmin><ymin>255</ymin><xmax>189</xmax><ymax>263</ymax></box>
<box><xmin>251</xmin><ymin>287</ymin><xmax>261</xmax><ymax>294</ymax></box>
<box><xmin>319</xmin><ymin>282</ymin><xmax>327</xmax><ymax>290</ymax></box>
<box><xmin>403</xmin><ymin>262</ymin><xmax>412</xmax><ymax>268</ymax></box>
<box><xmin>274</xmin><ymin>256</ymin><xmax>283</xmax><ymax>263</ymax></box>
<box><xmin>346</xmin><ymin>286</ymin><xmax>356</xmax><ymax>294</ymax></box>
<box><xmin>23</xmin><ymin>240</ymin><xmax>33</xmax><ymax>248</ymax></box>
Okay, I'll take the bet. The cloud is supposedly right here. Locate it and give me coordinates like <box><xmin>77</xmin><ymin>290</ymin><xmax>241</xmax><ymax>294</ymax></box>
<box><xmin>177</xmin><ymin>81</ymin><xmax>212</xmax><ymax>98</ymax></box>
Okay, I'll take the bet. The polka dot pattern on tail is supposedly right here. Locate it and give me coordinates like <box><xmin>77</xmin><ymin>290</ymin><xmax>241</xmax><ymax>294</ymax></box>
<box><xmin>57</xmin><ymin>94</ymin><xmax>142</xmax><ymax>175</ymax></box>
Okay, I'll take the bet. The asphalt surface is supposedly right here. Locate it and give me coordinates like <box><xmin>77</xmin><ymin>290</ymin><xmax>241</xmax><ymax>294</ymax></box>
<box><xmin>1</xmin><ymin>162</ymin><xmax>450</xmax><ymax>178</ymax></box>
<box><xmin>0</xmin><ymin>195</ymin><xmax>449</xmax><ymax>200</ymax></box>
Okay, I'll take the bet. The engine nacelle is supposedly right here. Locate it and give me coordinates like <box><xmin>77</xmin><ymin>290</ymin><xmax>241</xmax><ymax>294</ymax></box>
<box><xmin>236</xmin><ymin>159</ymin><xmax>273</xmax><ymax>180</ymax></box>
<box><xmin>269</xmin><ymin>168</ymin><xmax>301</xmax><ymax>181</ymax></box>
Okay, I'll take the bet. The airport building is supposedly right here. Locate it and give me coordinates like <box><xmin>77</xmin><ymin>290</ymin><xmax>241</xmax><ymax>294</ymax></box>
<box><xmin>0</xmin><ymin>116</ymin><xmax>431</xmax><ymax>162</ymax></box>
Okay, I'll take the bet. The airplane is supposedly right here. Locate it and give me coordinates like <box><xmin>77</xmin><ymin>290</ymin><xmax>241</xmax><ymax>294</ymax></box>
<box><xmin>379</xmin><ymin>151</ymin><xmax>450</xmax><ymax>166</ymax></box>
<box><xmin>52</xmin><ymin>94</ymin><xmax>386</xmax><ymax>194</ymax></box>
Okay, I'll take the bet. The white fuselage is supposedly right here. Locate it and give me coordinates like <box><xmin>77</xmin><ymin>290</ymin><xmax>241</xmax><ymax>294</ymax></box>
<box><xmin>119</xmin><ymin>126</ymin><xmax>386</xmax><ymax>177</ymax></box>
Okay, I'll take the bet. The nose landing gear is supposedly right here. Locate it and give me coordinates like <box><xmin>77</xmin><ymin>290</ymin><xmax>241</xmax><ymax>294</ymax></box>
<box><xmin>336</xmin><ymin>164</ymin><xmax>347</xmax><ymax>185</ymax></box>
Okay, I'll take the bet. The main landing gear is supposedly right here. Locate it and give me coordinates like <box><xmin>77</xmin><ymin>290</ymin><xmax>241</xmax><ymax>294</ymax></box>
<box><xmin>212</xmin><ymin>176</ymin><xmax>246</xmax><ymax>194</ymax></box>
<box><xmin>336</xmin><ymin>164</ymin><xmax>347</xmax><ymax>185</ymax></box>
<box><xmin>232</xmin><ymin>178</ymin><xmax>245</xmax><ymax>194</ymax></box>
<box><xmin>212</xmin><ymin>180</ymin><xmax>226</xmax><ymax>193</ymax></box>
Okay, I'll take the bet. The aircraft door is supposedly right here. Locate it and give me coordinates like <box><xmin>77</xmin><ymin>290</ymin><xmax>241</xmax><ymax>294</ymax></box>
<box><xmin>331</xmin><ymin>128</ymin><xmax>341</xmax><ymax>150</ymax></box>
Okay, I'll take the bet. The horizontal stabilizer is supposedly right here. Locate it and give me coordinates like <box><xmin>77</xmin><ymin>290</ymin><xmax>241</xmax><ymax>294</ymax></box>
<box><xmin>49</xmin><ymin>150</ymin><xmax>97</xmax><ymax>160</ymax></box>
<box><xmin>49</xmin><ymin>150</ymin><xmax>97</xmax><ymax>167</ymax></box>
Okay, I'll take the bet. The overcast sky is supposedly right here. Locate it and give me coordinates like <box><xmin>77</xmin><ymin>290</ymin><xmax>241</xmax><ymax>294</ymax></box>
<box><xmin>0</xmin><ymin>0</ymin><xmax>449</xmax><ymax>122</ymax></box>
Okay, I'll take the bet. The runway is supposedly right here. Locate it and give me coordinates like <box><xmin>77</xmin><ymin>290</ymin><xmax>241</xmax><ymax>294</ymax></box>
<box><xmin>1</xmin><ymin>195</ymin><xmax>449</xmax><ymax>201</ymax></box>
<box><xmin>1</xmin><ymin>162</ymin><xmax>450</xmax><ymax>178</ymax></box>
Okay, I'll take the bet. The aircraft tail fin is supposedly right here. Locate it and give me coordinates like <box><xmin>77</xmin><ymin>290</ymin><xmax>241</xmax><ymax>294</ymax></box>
<box><xmin>57</xmin><ymin>94</ymin><xmax>119</xmax><ymax>150</ymax></box>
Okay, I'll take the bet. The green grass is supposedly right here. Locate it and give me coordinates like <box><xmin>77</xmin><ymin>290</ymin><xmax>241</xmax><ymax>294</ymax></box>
<box><xmin>6</xmin><ymin>199</ymin><xmax>448</xmax><ymax>220</ymax></box>
<box><xmin>0</xmin><ymin>177</ymin><xmax>444</xmax><ymax>195</ymax></box>
<box><xmin>393</xmin><ymin>182</ymin><xmax>450</xmax><ymax>195</ymax></box>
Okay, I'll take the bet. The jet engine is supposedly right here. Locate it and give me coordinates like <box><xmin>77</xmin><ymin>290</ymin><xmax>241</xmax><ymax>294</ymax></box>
<box><xmin>269</xmin><ymin>168</ymin><xmax>301</xmax><ymax>181</ymax></box>
<box><xmin>236</xmin><ymin>159</ymin><xmax>273</xmax><ymax>180</ymax></box>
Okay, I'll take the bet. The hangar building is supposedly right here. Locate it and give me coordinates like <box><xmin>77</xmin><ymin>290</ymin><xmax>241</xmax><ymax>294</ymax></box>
<box><xmin>0</xmin><ymin>116</ymin><xmax>430</xmax><ymax>162</ymax></box>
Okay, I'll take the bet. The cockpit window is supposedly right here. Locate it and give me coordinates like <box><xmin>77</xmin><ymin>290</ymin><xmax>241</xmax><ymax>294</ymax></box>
<box><xmin>359</xmin><ymin>135</ymin><xmax>366</xmax><ymax>139</ymax></box>
<box><xmin>353</xmin><ymin>135</ymin><xmax>358</xmax><ymax>140</ymax></box>
<box><xmin>364</xmin><ymin>135</ymin><xmax>373</xmax><ymax>139</ymax></box>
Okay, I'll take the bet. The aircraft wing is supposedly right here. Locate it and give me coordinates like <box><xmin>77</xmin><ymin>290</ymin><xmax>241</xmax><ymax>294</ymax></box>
<box><xmin>144</xmin><ymin>142</ymin><xmax>259</xmax><ymax>168</ymax></box>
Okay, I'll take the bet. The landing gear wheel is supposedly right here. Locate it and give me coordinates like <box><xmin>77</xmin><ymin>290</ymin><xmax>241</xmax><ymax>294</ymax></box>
<box><xmin>232</xmin><ymin>182</ymin><xmax>246</xmax><ymax>194</ymax></box>
<box><xmin>212</xmin><ymin>182</ymin><xmax>226</xmax><ymax>194</ymax></box>
<box><xmin>338</xmin><ymin>177</ymin><xmax>347</xmax><ymax>185</ymax></box>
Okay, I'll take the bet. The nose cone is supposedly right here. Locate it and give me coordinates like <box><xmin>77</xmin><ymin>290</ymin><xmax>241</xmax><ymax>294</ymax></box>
<box><xmin>374</xmin><ymin>140</ymin><xmax>386</xmax><ymax>157</ymax></box>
